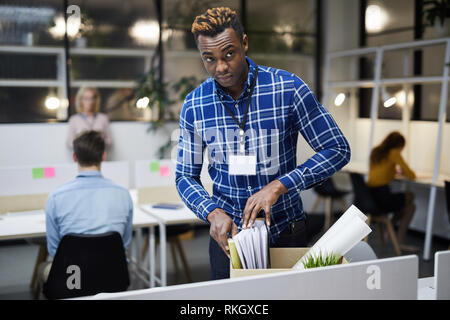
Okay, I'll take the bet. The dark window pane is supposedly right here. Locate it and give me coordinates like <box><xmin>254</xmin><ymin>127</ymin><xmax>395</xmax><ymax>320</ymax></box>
<box><xmin>0</xmin><ymin>0</ymin><xmax>64</xmax><ymax>47</ymax></box>
<box><xmin>359</xmin><ymin>88</ymin><xmax>372</xmax><ymax>118</ymax></box>
<box><xmin>71</xmin><ymin>56</ymin><xmax>146</xmax><ymax>80</ymax></box>
<box><xmin>70</xmin><ymin>0</ymin><xmax>158</xmax><ymax>49</ymax></box>
<box><xmin>0</xmin><ymin>86</ymin><xmax>61</xmax><ymax>123</ymax></box>
<box><xmin>0</xmin><ymin>53</ymin><xmax>57</xmax><ymax>79</ymax></box>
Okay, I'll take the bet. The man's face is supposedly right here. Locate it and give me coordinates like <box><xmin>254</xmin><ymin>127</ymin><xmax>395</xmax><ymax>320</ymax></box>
<box><xmin>197</xmin><ymin>28</ymin><xmax>248</xmax><ymax>89</ymax></box>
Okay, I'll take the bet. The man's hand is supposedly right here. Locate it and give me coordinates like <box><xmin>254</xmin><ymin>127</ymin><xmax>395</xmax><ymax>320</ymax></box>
<box><xmin>207</xmin><ymin>208</ymin><xmax>239</xmax><ymax>258</ymax></box>
<box><xmin>242</xmin><ymin>179</ymin><xmax>288</xmax><ymax>229</ymax></box>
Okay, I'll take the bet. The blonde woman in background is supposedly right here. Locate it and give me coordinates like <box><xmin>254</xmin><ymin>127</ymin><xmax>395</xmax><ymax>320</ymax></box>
<box><xmin>66</xmin><ymin>87</ymin><xmax>112</xmax><ymax>150</ymax></box>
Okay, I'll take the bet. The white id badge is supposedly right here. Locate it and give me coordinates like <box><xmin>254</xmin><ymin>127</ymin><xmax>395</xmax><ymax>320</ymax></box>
<box><xmin>228</xmin><ymin>154</ymin><xmax>257</xmax><ymax>176</ymax></box>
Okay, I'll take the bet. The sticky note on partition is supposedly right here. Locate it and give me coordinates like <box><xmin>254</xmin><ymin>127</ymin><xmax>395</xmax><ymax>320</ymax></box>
<box><xmin>44</xmin><ymin>167</ymin><xmax>55</xmax><ymax>178</ymax></box>
<box><xmin>150</xmin><ymin>161</ymin><xmax>160</xmax><ymax>172</ymax></box>
<box><xmin>159</xmin><ymin>166</ymin><xmax>170</xmax><ymax>177</ymax></box>
<box><xmin>32</xmin><ymin>168</ymin><xmax>44</xmax><ymax>179</ymax></box>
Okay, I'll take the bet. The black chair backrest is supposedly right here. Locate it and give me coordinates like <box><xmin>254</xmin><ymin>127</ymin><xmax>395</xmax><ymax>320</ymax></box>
<box><xmin>43</xmin><ymin>231</ymin><xmax>129</xmax><ymax>300</ymax></box>
<box><xmin>445</xmin><ymin>181</ymin><xmax>450</xmax><ymax>220</ymax></box>
<box><xmin>349</xmin><ymin>172</ymin><xmax>381</xmax><ymax>215</ymax></box>
<box><xmin>313</xmin><ymin>178</ymin><xmax>337</xmax><ymax>196</ymax></box>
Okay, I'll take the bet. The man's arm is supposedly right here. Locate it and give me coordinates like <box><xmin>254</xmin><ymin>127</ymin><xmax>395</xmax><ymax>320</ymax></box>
<box><xmin>175</xmin><ymin>99</ymin><xmax>238</xmax><ymax>255</ymax></box>
<box><xmin>45</xmin><ymin>195</ymin><xmax>60</xmax><ymax>258</ymax></box>
<box><xmin>175</xmin><ymin>100</ymin><xmax>219</xmax><ymax>222</ymax></box>
<box><xmin>242</xmin><ymin>77</ymin><xmax>350</xmax><ymax>229</ymax></box>
<box><xmin>122</xmin><ymin>193</ymin><xmax>134</xmax><ymax>251</ymax></box>
<box><xmin>277</xmin><ymin>77</ymin><xmax>351</xmax><ymax>194</ymax></box>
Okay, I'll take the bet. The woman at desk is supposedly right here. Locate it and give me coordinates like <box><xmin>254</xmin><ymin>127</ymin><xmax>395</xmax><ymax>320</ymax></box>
<box><xmin>367</xmin><ymin>131</ymin><xmax>418</xmax><ymax>252</ymax></box>
<box><xmin>66</xmin><ymin>87</ymin><xmax>112</xmax><ymax>150</ymax></box>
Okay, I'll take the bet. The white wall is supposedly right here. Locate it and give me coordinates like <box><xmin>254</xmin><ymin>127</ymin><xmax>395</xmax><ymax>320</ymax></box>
<box><xmin>0</xmin><ymin>121</ymin><xmax>178</xmax><ymax>188</ymax></box>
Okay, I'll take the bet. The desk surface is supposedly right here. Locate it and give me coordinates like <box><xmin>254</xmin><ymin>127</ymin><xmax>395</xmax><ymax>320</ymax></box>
<box><xmin>140</xmin><ymin>203</ymin><xmax>204</xmax><ymax>225</ymax></box>
<box><xmin>0</xmin><ymin>207</ymin><xmax>158</xmax><ymax>241</ymax></box>
<box><xmin>343</xmin><ymin>162</ymin><xmax>448</xmax><ymax>188</ymax></box>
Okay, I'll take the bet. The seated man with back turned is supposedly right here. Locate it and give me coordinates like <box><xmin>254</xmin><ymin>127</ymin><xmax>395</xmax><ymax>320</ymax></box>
<box><xmin>39</xmin><ymin>130</ymin><xmax>133</xmax><ymax>282</ymax></box>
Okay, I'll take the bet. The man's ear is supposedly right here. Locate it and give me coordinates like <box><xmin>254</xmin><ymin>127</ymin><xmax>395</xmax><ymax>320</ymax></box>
<box><xmin>242</xmin><ymin>34</ymin><xmax>248</xmax><ymax>54</ymax></box>
<box><xmin>72</xmin><ymin>152</ymin><xmax>78</xmax><ymax>163</ymax></box>
<box><xmin>102</xmin><ymin>151</ymin><xmax>106</xmax><ymax>162</ymax></box>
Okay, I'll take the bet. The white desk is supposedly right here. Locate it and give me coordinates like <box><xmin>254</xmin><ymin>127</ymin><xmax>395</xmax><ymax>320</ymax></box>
<box><xmin>342</xmin><ymin>162</ymin><xmax>448</xmax><ymax>260</ymax></box>
<box><xmin>0</xmin><ymin>206</ymin><xmax>159</xmax><ymax>287</ymax></box>
<box><xmin>139</xmin><ymin>203</ymin><xmax>206</xmax><ymax>287</ymax></box>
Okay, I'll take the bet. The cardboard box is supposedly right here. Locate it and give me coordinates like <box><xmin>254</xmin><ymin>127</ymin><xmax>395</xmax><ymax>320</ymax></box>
<box><xmin>230</xmin><ymin>247</ymin><xmax>348</xmax><ymax>278</ymax></box>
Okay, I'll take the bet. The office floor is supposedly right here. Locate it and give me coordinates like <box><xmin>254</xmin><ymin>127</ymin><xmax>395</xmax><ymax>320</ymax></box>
<box><xmin>0</xmin><ymin>213</ymin><xmax>448</xmax><ymax>300</ymax></box>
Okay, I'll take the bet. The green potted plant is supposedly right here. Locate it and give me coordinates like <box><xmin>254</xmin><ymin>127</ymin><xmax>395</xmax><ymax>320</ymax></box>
<box><xmin>423</xmin><ymin>0</ymin><xmax>450</xmax><ymax>37</ymax></box>
<box><xmin>301</xmin><ymin>252</ymin><xmax>343</xmax><ymax>269</ymax></box>
<box><xmin>135</xmin><ymin>66</ymin><xmax>200</xmax><ymax>158</ymax></box>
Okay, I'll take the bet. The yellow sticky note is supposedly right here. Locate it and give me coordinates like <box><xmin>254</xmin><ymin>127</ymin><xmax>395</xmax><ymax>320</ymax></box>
<box><xmin>228</xmin><ymin>238</ymin><xmax>242</xmax><ymax>269</ymax></box>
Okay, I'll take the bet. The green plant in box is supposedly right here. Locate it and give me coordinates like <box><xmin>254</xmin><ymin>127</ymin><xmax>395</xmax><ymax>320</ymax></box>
<box><xmin>301</xmin><ymin>251</ymin><xmax>342</xmax><ymax>269</ymax></box>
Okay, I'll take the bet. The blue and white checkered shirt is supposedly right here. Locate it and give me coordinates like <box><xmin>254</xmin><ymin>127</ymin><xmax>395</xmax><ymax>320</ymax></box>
<box><xmin>176</xmin><ymin>57</ymin><xmax>351</xmax><ymax>244</ymax></box>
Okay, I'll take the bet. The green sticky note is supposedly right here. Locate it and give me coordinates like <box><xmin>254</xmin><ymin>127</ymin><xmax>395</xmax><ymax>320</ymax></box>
<box><xmin>32</xmin><ymin>168</ymin><xmax>44</xmax><ymax>179</ymax></box>
<box><xmin>150</xmin><ymin>161</ymin><xmax>160</xmax><ymax>172</ymax></box>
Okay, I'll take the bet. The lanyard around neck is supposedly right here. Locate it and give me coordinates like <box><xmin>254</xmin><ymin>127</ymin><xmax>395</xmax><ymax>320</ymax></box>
<box><xmin>215</xmin><ymin>67</ymin><xmax>258</xmax><ymax>133</ymax></box>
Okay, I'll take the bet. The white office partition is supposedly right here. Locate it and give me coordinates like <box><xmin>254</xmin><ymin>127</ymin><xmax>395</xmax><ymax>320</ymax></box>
<box><xmin>0</xmin><ymin>161</ymin><xmax>130</xmax><ymax>197</ymax></box>
<box><xmin>101</xmin><ymin>161</ymin><xmax>130</xmax><ymax>189</ymax></box>
<box><xmin>0</xmin><ymin>163</ymin><xmax>77</xmax><ymax>196</ymax></box>
<box><xmin>435</xmin><ymin>250</ymin><xmax>450</xmax><ymax>300</ymax></box>
<box><xmin>135</xmin><ymin>159</ymin><xmax>176</xmax><ymax>188</ymax></box>
<box><xmin>79</xmin><ymin>255</ymin><xmax>418</xmax><ymax>300</ymax></box>
<box><xmin>135</xmin><ymin>159</ymin><xmax>212</xmax><ymax>188</ymax></box>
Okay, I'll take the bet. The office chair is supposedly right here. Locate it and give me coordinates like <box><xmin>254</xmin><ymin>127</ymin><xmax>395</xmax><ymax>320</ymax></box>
<box><xmin>445</xmin><ymin>181</ymin><xmax>450</xmax><ymax>249</ymax></box>
<box><xmin>311</xmin><ymin>178</ymin><xmax>349</xmax><ymax>230</ymax></box>
<box><xmin>349</xmin><ymin>172</ymin><xmax>402</xmax><ymax>256</ymax></box>
<box><xmin>40</xmin><ymin>231</ymin><xmax>129</xmax><ymax>300</ymax></box>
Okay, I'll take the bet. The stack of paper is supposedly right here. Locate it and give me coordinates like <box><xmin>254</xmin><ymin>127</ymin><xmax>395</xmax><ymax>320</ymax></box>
<box><xmin>229</xmin><ymin>220</ymin><xmax>269</xmax><ymax>269</ymax></box>
<box><xmin>292</xmin><ymin>205</ymin><xmax>372</xmax><ymax>270</ymax></box>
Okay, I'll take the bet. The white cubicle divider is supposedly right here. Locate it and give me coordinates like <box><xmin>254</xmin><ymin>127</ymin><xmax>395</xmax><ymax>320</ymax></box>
<box><xmin>79</xmin><ymin>255</ymin><xmax>418</xmax><ymax>300</ymax></box>
<box><xmin>135</xmin><ymin>159</ymin><xmax>212</xmax><ymax>188</ymax></box>
<box><xmin>101</xmin><ymin>161</ymin><xmax>130</xmax><ymax>189</ymax></box>
<box><xmin>0</xmin><ymin>161</ymin><xmax>130</xmax><ymax>197</ymax></box>
<box><xmin>435</xmin><ymin>250</ymin><xmax>450</xmax><ymax>300</ymax></box>
<box><xmin>0</xmin><ymin>163</ymin><xmax>77</xmax><ymax>196</ymax></box>
<box><xmin>135</xmin><ymin>159</ymin><xmax>176</xmax><ymax>188</ymax></box>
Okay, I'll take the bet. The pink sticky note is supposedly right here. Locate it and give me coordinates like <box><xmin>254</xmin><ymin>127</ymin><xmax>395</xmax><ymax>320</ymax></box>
<box><xmin>44</xmin><ymin>167</ymin><xmax>55</xmax><ymax>178</ymax></box>
<box><xmin>159</xmin><ymin>166</ymin><xmax>170</xmax><ymax>177</ymax></box>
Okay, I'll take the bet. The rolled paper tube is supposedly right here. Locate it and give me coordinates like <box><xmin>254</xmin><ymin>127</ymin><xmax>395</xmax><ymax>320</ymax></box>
<box><xmin>293</xmin><ymin>205</ymin><xmax>371</xmax><ymax>269</ymax></box>
<box><xmin>302</xmin><ymin>205</ymin><xmax>367</xmax><ymax>259</ymax></box>
<box><xmin>323</xmin><ymin>215</ymin><xmax>372</xmax><ymax>257</ymax></box>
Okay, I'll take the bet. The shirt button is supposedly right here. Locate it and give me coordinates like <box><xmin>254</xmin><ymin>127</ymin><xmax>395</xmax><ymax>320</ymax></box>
<box><xmin>248</xmin><ymin>186</ymin><xmax>252</xmax><ymax>190</ymax></box>
<box><xmin>235</xmin><ymin>103</ymin><xmax>239</xmax><ymax>108</ymax></box>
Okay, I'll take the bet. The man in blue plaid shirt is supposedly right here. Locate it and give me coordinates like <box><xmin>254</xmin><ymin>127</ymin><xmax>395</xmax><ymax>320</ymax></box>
<box><xmin>176</xmin><ymin>7</ymin><xmax>351</xmax><ymax>279</ymax></box>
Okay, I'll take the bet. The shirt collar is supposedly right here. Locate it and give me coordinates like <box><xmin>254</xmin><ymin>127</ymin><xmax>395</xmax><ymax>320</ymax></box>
<box><xmin>77</xmin><ymin>170</ymin><xmax>103</xmax><ymax>178</ymax></box>
<box><xmin>80</xmin><ymin>112</ymin><xmax>97</xmax><ymax>119</ymax></box>
<box><xmin>214</xmin><ymin>56</ymin><xmax>257</xmax><ymax>100</ymax></box>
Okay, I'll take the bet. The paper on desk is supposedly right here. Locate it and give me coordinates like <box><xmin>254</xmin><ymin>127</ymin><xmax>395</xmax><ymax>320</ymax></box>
<box><xmin>293</xmin><ymin>205</ymin><xmax>371</xmax><ymax>270</ymax></box>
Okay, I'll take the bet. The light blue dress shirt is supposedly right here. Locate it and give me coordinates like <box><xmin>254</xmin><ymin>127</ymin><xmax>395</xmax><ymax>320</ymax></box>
<box><xmin>45</xmin><ymin>170</ymin><xmax>133</xmax><ymax>258</ymax></box>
